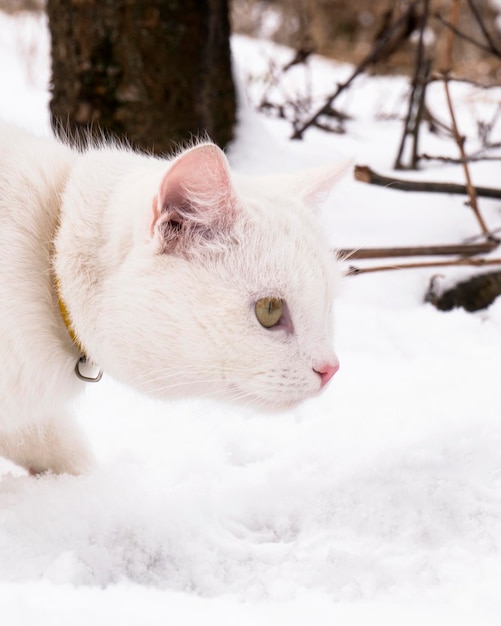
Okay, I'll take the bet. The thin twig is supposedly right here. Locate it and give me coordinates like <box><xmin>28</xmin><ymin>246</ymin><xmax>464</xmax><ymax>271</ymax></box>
<box><xmin>435</xmin><ymin>13</ymin><xmax>499</xmax><ymax>57</ymax></box>
<box><xmin>395</xmin><ymin>0</ymin><xmax>431</xmax><ymax>169</ymax></box>
<box><xmin>258</xmin><ymin>47</ymin><xmax>314</xmax><ymax>127</ymax></box>
<box><xmin>428</xmin><ymin>74</ymin><xmax>501</xmax><ymax>89</ymax></box>
<box><xmin>354</xmin><ymin>165</ymin><xmax>501</xmax><ymax>199</ymax></box>
<box><xmin>420</xmin><ymin>152</ymin><xmax>501</xmax><ymax>165</ymax></box>
<box><xmin>423</xmin><ymin>105</ymin><xmax>454</xmax><ymax>137</ymax></box>
<box><xmin>291</xmin><ymin>0</ymin><xmax>421</xmax><ymax>140</ymax></box>
<box><xmin>338</xmin><ymin>240</ymin><xmax>498</xmax><ymax>260</ymax></box>
<box><xmin>465</xmin><ymin>0</ymin><xmax>501</xmax><ymax>57</ymax></box>
<box><xmin>346</xmin><ymin>257</ymin><xmax>501</xmax><ymax>276</ymax></box>
<box><xmin>444</xmin><ymin>0</ymin><xmax>460</xmax><ymax>68</ymax></box>
<box><xmin>435</xmin><ymin>0</ymin><xmax>490</xmax><ymax>237</ymax></box>
<box><xmin>442</xmin><ymin>77</ymin><xmax>490</xmax><ymax>236</ymax></box>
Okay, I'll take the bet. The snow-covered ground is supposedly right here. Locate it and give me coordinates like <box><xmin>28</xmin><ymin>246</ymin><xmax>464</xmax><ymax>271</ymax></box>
<box><xmin>2</xmin><ymin>11</ymin><xmax>501</xmax><ymax>625</ymax></box>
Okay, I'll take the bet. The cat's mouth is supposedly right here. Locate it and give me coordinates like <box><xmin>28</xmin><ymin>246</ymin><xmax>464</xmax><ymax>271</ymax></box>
<box><xmin>224</xmin><ymin>379</ymin><xmax>330</xmax><ymax>412</ymax></box>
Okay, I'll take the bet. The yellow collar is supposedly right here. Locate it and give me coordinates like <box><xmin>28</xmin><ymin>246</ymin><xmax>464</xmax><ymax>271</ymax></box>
<box><xmin>56</xmin><ymin>278</ymin><xmax>103</xmax><ymax>383</ymax></box>
<box><xmin>56</xmin><ymin>278</ymin><xmax>84</xmax><ymax>354</ymax></box>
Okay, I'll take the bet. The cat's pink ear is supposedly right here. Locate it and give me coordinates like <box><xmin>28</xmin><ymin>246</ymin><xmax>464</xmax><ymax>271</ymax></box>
<box><xmin>150</xmin><ymin>143</ymin><xmax>237</xmax><ymax>254</ymax></box>
<box><xmin>298</xmin><ymin>160</ymin><xmax>352</xmax><ymax>207</ymax></box>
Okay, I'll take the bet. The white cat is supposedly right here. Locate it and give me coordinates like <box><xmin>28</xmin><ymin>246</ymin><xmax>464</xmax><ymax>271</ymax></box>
<box><xmin>0</xmin><ymin>121</ymin><xmax>344</xmax><ymax>475</ymax></box>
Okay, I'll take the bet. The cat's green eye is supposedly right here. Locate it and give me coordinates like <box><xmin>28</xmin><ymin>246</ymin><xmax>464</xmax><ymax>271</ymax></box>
<box><xmin>255</xmin><ymin>297</ymin><xmax>283</xmax><ymax>328</ymax></box>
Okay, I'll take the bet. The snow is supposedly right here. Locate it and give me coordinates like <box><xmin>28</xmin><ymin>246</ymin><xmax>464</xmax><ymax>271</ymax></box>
<box><xmin>2</xmin><ymin>11</ymin><xmax>501</xmax><ymax>626</ymax></box>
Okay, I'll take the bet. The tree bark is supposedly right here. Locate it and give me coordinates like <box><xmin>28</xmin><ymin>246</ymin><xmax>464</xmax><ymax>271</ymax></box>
<box><xmin>46</xmin><ymin>0</ymin><xmax>236</xmax><ymax>154</ymax></box>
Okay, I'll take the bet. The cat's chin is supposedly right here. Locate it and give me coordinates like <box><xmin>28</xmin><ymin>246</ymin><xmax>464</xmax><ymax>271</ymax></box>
<box><xmin>222</xmin><ymin>386</ymin><xmax>320</xmax><ymax>414</ymax></box>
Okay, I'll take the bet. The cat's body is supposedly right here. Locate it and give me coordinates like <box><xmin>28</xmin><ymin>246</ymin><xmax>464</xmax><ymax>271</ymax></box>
<box><xmin>0</xmin><ymin>121</ymin><xmax>342</xmax><ymax>474</ymax></box>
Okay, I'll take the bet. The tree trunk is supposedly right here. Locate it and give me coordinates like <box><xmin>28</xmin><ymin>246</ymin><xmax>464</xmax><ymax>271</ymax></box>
<box><xmin>46</xmin><ymin>0</ymin><xmax>236</xmax><ymax>154</ymax></box>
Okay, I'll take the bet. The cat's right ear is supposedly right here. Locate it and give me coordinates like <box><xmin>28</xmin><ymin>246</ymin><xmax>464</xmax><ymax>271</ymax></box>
<box><xmin>295</xmin><ymin>159</ymin><xmax>353</xmax><ymax>208</ymax></box>
<box><xmin>150</xmin><ymin>143</ymin><xmax>238</xmax><ymax>254</ymax></box>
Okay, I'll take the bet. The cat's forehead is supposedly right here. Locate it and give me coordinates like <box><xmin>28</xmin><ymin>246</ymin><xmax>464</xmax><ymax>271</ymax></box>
<box><xmin>231</xmin><ymin>199</ymin><xmax>336</xmax><ymax>300</ymax></box>
<box><xmin>245</xmin><ymin>191</ymin><xmax>331</xmax><ymax>261</ymax></box>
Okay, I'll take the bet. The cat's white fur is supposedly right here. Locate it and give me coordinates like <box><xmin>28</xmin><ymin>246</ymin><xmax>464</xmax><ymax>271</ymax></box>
<box><xmin>0</xmin><ymin>121</ymin><xmax>344</xmax><ymax>475</ymax></box>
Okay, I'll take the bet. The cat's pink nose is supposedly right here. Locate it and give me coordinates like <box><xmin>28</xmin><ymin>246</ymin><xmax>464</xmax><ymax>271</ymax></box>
<box><xmin>314</xmin><ymin>362</ymin><xmax>339</xmax><ymax>388</ymax></box>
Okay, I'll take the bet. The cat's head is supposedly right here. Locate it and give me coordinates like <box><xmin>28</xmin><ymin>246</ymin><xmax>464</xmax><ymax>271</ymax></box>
<box><xmin>98</xmin><ymin>143</ymin><xmax>347</xmax><ymax>410</ymax></box>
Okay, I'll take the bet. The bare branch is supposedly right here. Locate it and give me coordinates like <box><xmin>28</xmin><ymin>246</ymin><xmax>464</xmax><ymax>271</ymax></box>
<box><xmin>291</xmin><ymin>0</ymin><xmax>421</xmax><ymax>140</ymax></box>
<box><xmin>338</xmin><ymin>241</ymin><xmax>498</xmax><ymax>260</ymax></box>
<box><xmin>395</xmin><ymin>0</ymin><xmax>431</xmax><ymax>169</ymax></box>
<box><xmin>443</xmin><ymin>0</ymin><xmax>460</xmax><ymax>69</ymax></box>
<box><xmin>428</xmin><ymin>74</ymin><xmax>501</xmax><ymax>89</ymax></box>
<box><xmin>442</xmin><ymin>76</ymin><xmax>489</xmax><ymax>236</ymax></box>
<box><xmin>346</xmin><ymin>257</ymin><xmax>501</xmax><ymax>276</ymax></box>
<box><xmin>354</xmin><ymin>165</ymin><xmax>501</xmax><ymax>199</ymax></box>
<box><xmin>465</xmin><ymin>0</ymin><xmax>501</xmax><ymax>58</ymax></box>
<box><xmin>419</xmin><ymin>151</ymin><xmax>501</xmax><ymax>165</ymax></box>
<box><xmin>435</xmin><ymin>12</ymin><xmax>499</xmax><ymax>57</ymax></box>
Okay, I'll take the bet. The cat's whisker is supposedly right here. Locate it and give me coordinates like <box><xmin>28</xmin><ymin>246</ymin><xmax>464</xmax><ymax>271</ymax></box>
<box><xmin>131</xmin><ymin>365</ymin><xmax>255</xmax><ymax>389</ymax></box>
<box><xmin>133</xmin><ymin>371</ymin><xmax>219</xmax><ymax>389</ymax></box>
<box><xmin>133</xmin><ymin>366</ymin><xmax>308</xmax><ymax>408</ymax></box>
<box><xmin>142</xmin><ymin>377</ymin><xmax>289</xmax><ymax>410</ymax></box>
<box><xmin>335</xmin><ymin>247</ymin><xmax>361</xmax><ymax>263</ymax></box>
<box><xmin>143</xmin><ymin>379</ymin><xmax>242</xmax><ymax>397</ymax></box>
<box><xmin>141</xmin><ymin>375</ymin><xmax>252</xmax><ymax>399</ymax></box>
<box><xmin>139</xmin><ymin>377</ymin><xmax>253</xmax><ymax>394</ymax></box>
